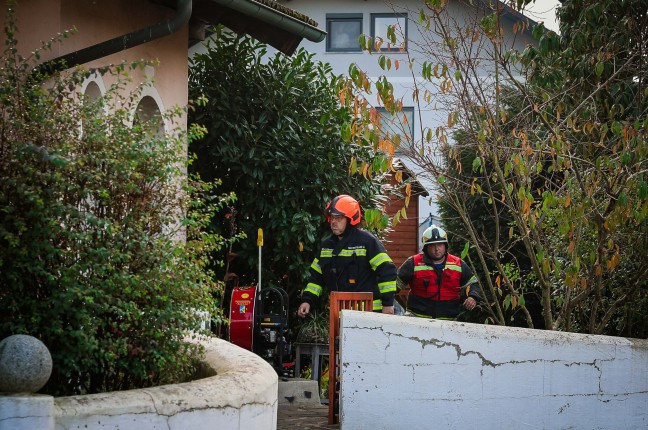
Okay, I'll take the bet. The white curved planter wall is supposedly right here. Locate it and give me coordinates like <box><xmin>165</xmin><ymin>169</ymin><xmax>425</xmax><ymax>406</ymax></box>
<box><xmin>54</xmin><ymin>337</ymin><xmax>277</xmax><ymax>430</ymax></box>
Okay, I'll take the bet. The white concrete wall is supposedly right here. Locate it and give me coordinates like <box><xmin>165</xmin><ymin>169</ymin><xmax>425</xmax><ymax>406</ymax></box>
<box><xmin>54</xmin><ymin>337</ymin><xmax>278</xmax><ymax>430</ymax></box>
<box><xmin>0</xmin><ymin>394</ymin><xmax>54</xmax><ymax>430</ymax></box>
<box><xmin>339</xmin><ymin>310</ymin><xmax>648</xmax><ymax>430</ymax></box>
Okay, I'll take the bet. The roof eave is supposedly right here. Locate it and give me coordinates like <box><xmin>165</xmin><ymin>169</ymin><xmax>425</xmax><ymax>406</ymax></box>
<box><xmin>191</xmin><ymin>0</ymin><xmax>326</xmax><ymax>55</ymax></box>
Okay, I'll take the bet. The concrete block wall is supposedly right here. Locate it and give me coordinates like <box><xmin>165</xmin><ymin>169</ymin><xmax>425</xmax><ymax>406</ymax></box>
<box><xmin>339</xmin><ymin>311</ymin><xmax>648</xmax><ymax>430</ymax></box>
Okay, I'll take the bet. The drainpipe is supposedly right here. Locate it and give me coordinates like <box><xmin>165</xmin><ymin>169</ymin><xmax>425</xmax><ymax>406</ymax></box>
<box><xmin>40</xmin><ymin>0</ymin><xmax>192</xmax><ymax>75</ymax></box>
<box><xmin>212</xmin><ymin>0</ymin><xmax>326</xmax><ymax>43</ymax></box>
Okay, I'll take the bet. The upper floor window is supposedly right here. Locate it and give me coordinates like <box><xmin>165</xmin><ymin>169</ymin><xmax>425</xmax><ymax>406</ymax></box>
<box><xmin>326</xmin><ymin>14</ymin><xmax>363</xmax><ymax>52</ymax></box>
<box><xmin>371</xmin><ymin>13</ymin><xmax>407</xmax><ymax>52</ymax></box>
<box><xmin>376</xmin><ymin>106</ymin><xmax>414</xmax><ymax>148</ymax></box>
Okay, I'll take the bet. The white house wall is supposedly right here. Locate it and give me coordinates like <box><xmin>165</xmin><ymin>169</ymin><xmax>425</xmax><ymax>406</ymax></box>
<box><xmin>339</xmin><ymin>310</ymin><xmax>648</xmax><ymax>430</ymax></box>
<box><xmin>278</xmin><ymin>0</ymin><xmax>539</xmax><ymax>234</ymax></box>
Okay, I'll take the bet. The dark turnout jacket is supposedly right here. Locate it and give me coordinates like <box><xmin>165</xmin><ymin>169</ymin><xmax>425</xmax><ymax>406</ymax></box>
<box><xmin>302</xmin><ymin>227</ymin><xmax>397</xmax><ymax>311</ymax></box>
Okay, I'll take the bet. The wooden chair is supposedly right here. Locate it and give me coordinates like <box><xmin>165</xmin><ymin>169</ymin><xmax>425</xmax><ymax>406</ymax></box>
<box><xmin>328</xmin><ymin>291</ymin><xmax>374</xmax><ymax>425</ymax></box>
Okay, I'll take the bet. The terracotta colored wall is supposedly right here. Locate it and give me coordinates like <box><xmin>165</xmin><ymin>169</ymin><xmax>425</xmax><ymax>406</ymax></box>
<box><xmin>1</xmin><ymin>0</ymin><xmax>188</xmax><ymax>124</ymax></box>
<box><xmin>0</xmin><ymin>0</ymin><xmax>61</xmax><ymax>60</ymax></box>
<box><xmin>383</xmin><ymin>178</ymin><xmax>421</xmax><ymax>269</ymax></box>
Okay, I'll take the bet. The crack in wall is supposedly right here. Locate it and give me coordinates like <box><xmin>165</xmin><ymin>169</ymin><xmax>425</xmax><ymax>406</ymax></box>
<box><xmin>340</xmin><ymin>321</ymin><xmax>648</xmax><ymax>429</ymax></box>
<box><xmin>349</xmin><ymin>324</ymin><xmax>615</xmax><ymax>371</ymax></box>
<box><xmin>0</xmin><ymin>415</ymin><xmax>46</xmax><ymax>422</ymax></box>
<box><xmin>141</xmin><ymin>389</ymin><xmax>172</xmax><ymax>430</ymax></box>
<box><xmin>54</xmin><ymin>401</ymin><xmax>277</xmax><ymax>430</ymax></box>
<box><xmin>346</xmin><ymin>324</ymin><xmax>618</xmax><ymax>397</ymax></box>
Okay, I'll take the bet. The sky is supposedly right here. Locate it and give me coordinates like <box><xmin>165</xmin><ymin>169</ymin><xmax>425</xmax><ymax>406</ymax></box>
<box><xmin>523</xmin><ymin>0</ymin><xmax>562</xmax><ymax>33</ymax></box>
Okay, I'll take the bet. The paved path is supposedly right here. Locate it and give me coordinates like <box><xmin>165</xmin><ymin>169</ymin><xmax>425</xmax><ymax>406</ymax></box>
<box><xmin>277</xmin><ymin>403</ymin><xmax>338</xmax><ymax>430</ymax></box>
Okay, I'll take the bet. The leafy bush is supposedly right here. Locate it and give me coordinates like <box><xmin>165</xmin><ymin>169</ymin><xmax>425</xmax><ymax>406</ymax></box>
<box><xmin>188</xmin><ymin>26</ymin><xmax>385</xmax><ymax>308</ymax></box>
<box><xmin>0</xmin><ymin>16</ymin><xmax>230</xmax><ymax>395</ymax></box>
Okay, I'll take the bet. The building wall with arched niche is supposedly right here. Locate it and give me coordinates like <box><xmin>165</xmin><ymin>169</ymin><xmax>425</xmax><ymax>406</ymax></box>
<box><xmin>1</xmin><ymin>0</ymin><xmax>188</xmax><ymax>130</ymax></box>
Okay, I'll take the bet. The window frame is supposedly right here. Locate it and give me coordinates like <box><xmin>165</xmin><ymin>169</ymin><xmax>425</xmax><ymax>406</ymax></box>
<box><xmin>326</xmin><ymin>13</ymin><xmax>363</xmax><ymax>53</ymax></box>
<box><xmin>370</xmin><ymin>13</ymin><xmax>408</xmax><ymax>52</ymax></box>
<box><xmin>376</xmin><ymin>106</ymin><xmax>415</xmax><ymax>148</ymax></box>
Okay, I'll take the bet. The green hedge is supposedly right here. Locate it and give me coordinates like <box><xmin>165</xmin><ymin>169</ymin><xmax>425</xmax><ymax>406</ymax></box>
<box><xmin>0</xmin><ymin>15</ymin><xmax>230</xmax><ymax>395</ymax></box>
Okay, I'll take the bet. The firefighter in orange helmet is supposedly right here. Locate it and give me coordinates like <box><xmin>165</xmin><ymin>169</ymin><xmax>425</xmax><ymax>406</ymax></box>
<box><xmin>297</xmin><ymin>195</ymin><xmax>397</xmax><ymax>317</ymax></box>
<box><xmin>396</xmin><ymin>224</ymin><xmax>481</xmax><ymax>319</ymax></box>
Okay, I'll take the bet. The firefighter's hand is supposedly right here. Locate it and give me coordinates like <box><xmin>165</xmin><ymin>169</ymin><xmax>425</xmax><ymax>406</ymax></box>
<box><xmin>297</xmin><ymin>302</ymin><xmax>310</xmax><ymax>318</ymax></box>
<box><xmin>463</xmin><ymin>297</ymin><xmax>477</xmax><ymax>310</ymax></box>
<box><xmin>382</xmin><ymin>306</ymin><xmax>394</xmax><ymax>315</ymax></box>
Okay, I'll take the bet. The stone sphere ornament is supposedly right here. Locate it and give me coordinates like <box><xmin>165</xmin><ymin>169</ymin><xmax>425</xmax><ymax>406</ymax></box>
<box><xmin>0</xmin><ymin>334</ymin><xmax>53</xmax><ymax>393</ymax></box>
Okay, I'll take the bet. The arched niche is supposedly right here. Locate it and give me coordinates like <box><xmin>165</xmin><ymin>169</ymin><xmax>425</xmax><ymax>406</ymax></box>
<box><xmin>134</xmin><ymin>95</ymin><xmax>165</xmax><ymax>137</ymax></box>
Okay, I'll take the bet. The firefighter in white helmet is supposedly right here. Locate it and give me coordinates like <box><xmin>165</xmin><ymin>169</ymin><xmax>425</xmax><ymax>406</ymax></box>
<box><xmin>396</xmin><ymin>225</ymin><xmax>481</xmax><ymax>319</ymax></box>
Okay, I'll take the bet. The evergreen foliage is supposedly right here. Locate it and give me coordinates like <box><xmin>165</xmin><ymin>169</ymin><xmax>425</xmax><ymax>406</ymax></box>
<box><xmin>188</xmin><ymin>27</ymin><xmax>385</xmax><ymax>306</ymax></box>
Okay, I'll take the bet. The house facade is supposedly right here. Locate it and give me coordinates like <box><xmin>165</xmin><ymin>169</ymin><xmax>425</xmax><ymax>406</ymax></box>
<box><xmin>3</xmin><ymin>0</ymin><xmax>189</xmax><ymax>133</ymax></box>
<box><xmin>277</xmin><ymin>0</ymin><xmax>539</xmax><ymax>244</ymax></box>
<box><xmin>2</xmin><ymin>0</ymin><xmax>324</xmax><ymax>134</ymax></box>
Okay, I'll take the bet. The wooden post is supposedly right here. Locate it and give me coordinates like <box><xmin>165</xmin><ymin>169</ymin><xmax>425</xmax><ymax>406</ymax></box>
<box><xmin>328</xmin><ymin>291</ymin><xmax>373</xmax><ymax>425</ymax></box>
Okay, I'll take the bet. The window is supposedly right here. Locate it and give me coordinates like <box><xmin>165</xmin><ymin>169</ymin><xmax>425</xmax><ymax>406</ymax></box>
<box><xmin>371</xmin><ymin>13</ymin><xmax>407</xmax><ymax>52</ymax></box>
<box><xmin>326</xmin><ymin>14</ymin><xmax>363</xmax><ymax>52</ymax></box>
<box><xmin>376</xmin><ymin>107</ymin><xmax>414</xmax><ymax>148</ymax></box>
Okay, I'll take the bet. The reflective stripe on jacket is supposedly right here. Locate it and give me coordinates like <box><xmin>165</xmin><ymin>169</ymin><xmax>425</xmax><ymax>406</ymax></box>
<box><xmin>302</xmin><ymin>227</ymin><xmax>397</xmax><ymax>310</ymax></box>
